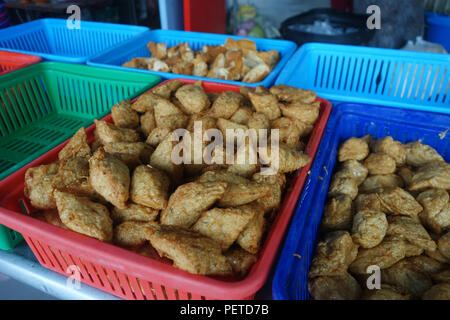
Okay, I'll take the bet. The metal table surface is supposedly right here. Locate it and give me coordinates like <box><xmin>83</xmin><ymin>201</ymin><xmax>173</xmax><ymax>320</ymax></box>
<box><xmin>0</xmin><ymin>242</ymin><xmax>274</xmax><ymax>300</ymax></box>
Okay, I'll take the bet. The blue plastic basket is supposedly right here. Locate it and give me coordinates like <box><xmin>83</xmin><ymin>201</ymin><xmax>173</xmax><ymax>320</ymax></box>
<box><xmin>87</xmin><ymin>29</ymin><xmax>298</xmax><ymax>87</ymax></box>
<box><xmin>276</xmin><ymin>43</ymin><xmax>450</xmax><ymax>114</ymax></box>
<box><xmin>0</xmin><ymin>18</ymin><xmax>149</xmax><ymax>63</ymax></box>
<box><xmin>427</xmin><ymin>16</ymin><xmax>450</xmax><ymax>53</ymax></box>
<box><xmin>272</xmin><ymin>103</ymin><xmax>450</xmax><ymax>300</ymax></box>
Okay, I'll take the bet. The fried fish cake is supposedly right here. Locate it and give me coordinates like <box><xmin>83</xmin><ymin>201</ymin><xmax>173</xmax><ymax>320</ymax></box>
<box><xmin>104</xmin><ymin>142</ymin><xmax>154</xmax><ymax>169</ymax></box>
<box><xmin>309</xmin><ymin>231</ymin><xmax>359</xmax><ymax>278</ymax></box>
<box><xmin>333</xmin><ymin>160</ymin><xmax>369</xmax><ymax>186</ymax></box>
<box><xmin>131</xmin><ymin>91</ymin><xmax>160</xmax><ymax>113</ymax></box>
<box><xmin>111</xmin><ymin>100</ymin><xmax>140</xmax><ymax>129</ymax></box>
<box><xmin>362</xmin><ymin>284</ymin><xmax>412</xmax><ymax>300</ymax></box>
<box><xmin>417</xmin><ymin>189</ymin><xmax>450</xmax><ymax>234</ymax></box>
<box><xmin>386</xmin><ymin>215</ymin><xmax>437</xmax><ymax>252</ymax></box>
<box><xmin>269</xmin><ymin>85</ymin><xmax>317</xmax><ymax>104</ymax></box>
<box><xmin>381</xmin><ymin>259</ymin><xmax>433</xmax><ymax>298</ymax></box>
<box><xmin>348</xmin><ymin>237</ymin><xmax>407</xmax><ymax>274</ymax></box>
<box><xmin>270</xmin><ymin>117</ymin><xmax>302</xmax><ymax>148</ymax></box>
<box><xmin>377</xmin><ymin>187</ymin><xmax>423</xmax><ymax>217</ymax></box>
<box><xmin>247</xmin><ymin>91</ymin><xmax>281</xmax><ymax>120</ymax></box>
<box><xmin>174</xmin><ymin>83</ymin><xmax>210</xmax><ymax>115</ymax></box>
<box><xmin>152</xmin><ymin>80</ymin><xmax>183</xmax><ymax>100</ymax></box>
<box><xmin>191</xmin><ymin>204</ymin><xmax>258</xmax><ymax>250</ymax></box>
<box><xmin>224</xmin><ymin>246</ymin><xmax>258</xmax><ymax>277</ymax></box>
<box><xmin>89</xmin><ymin>148</ymin><xmax>130</xmax><ymax>209</ymax></box>
<box><xmin>24</xmin><ymin>163</ymin><xmax>59</xmax><ymax>210</ymax></box>
<box><xmin>144</xmin><ymin>224</ymin><xmax>232</xmax><ymax>275</ymax></box>
<box><xmin>34</xmin><ymin>210</ymin><xmax>68</xmax><ymax>230</ymax></box>
<box><xmin>338</xmin><ymin>138</ymin><xmax>369</xmax><ymax>162</ymax></box>
<box><xmin>230</xmin><ymin>107</ymin><xmax>253</xmax><ymax>125</ymax></box>
<box><xmin>236</xmin><ymin>204</ymin><xmax>266</xmax><ymax>254</ymax></box>
<box><xmin>149</xmin><ymin>132</ymin><xmax>184</xmax><ymax>183</ymax></box>
<box><xmin>405</xmin><ymin>141</ymin><xmax>444</xmax><ymax>167</ymax></box>
<box><xmin>321</xmin><ymin>195</ymin><xmax>353</xmax><ymax>232</ymax></box>
<box><xmin>351</xmin><ymin>210</ymin><xmax>388</xmax><ymax>249</ymax></box>
<box><xmin>130</xmin><ymin>165</ymin><xmax>170</xmax><ymax>210</ymax></box>
<box><xmin>145</xmin><ymin>127</ymin><xmax>171</xmax><ymax>147</ymax></box>
<box><xmin>111</xmin><ymin>202</ymin><xmax>159</xmax><ymax>224</ymax></box>
<box><xmin>251</xmin><ymin>172</ymin><xmax>286</xmax><ymax>215</ymax></box>
<box><xmin>113</xmin><ymin>221</ymin><xmax>156</xmax><ymax>247</ymax></box>
<box><xmin>94</xmin><ymin>120</ymin><xmax>140</xmax><ymax>145</ymax></box>
<box><xmin>358</xmin><ymin>174</ymin><xmax>404</xmax><ymax>194</ymax></box>
<box><xmin>160</xmin><ymin>181</ymin><xmax>228</xmax><ymax>227</ymax></box>
<box><xmin>54</xmin><ymin>190</ymin><xmax>113</xmax><ymax>242</ymax></box>
<box><xmin>308</xmin><ymin>272</ymin><xmax>361</xmax><ymax>300</ymax></box>
<box><xmin>279</xmin><ymin>101</ymin><xmax>320</xmax><ymax>126</ymax></box>
<box><xmin>354</xmin><ymin>193</ymin><xmax>383</xmax><ymax>212</ymax></box>
<box><xmin>437</xmin><ymin>232</ymin><xmax>450</xmax><ymax>260</ymax></box>
<box><xmin>52</xmin><ymin>156</ymin><xmax>98</xmax><ymax>199</ymax></box>
<box><xmin>409</xmin><ymin>161</ymin><xmax>450</xmax><ymax>191</ymax></box>
<box><xmin>58</xmin><ymin>127</ymin><xmax>91</xmax><ymax>161</ymax></box>
<box><xmin>405</xmin><ymin>255</ymin><xmax>447</xmax><ymax>274</ymax></box>
<box><xmin>258</xmin><ymin>143</ymin><xmax>311</xmax><ymax>174</ymax></box>
<box><xmin>328</xmin><ymin>177</ymin><xmax>359</xmax><ymax>200</ymax></box>
<box><xmin>372</xmin><ymin>136</ymin><xmax>407</xmax><ymax>166</ymax></box>
<box><xmin>364</xmin><ymin>153</ymin><xmax>396</xmax><ymax>175</ymax></box>
<box><xmin>209</xmin><ymin>91</ymin><xmax>243</xmax><ymax>119</ymax></box>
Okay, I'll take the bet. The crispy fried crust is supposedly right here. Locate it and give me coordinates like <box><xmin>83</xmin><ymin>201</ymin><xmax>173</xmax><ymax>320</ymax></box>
<box><xmin>111</xmin><ymin>202</ymin><xmax>159</xmax><ymax>224</ymax></box>
<box><xmin>113</xmin><ymin>221</ymin><xmax>156</xmax><ymax>247</ymax></box>
<box><xmin>94</xmin><ymin>120</ymin><xmax>140</xmax><ymax>145</ymax></box>
<box><xmin>309</xmin><ymin>272</ymin><xmax>361</xmax><ymax>300</ymax></box>
<box><xmin>111</xmin><ymin>100</ymin><xmax>140</xmax><ymax>129</ymax></box>
<box><xmin>130</xmin><ymin>165</ymin><xmax>170</xmax><ymax>210</ymax></box>
<box><xmin>58</xmin><ymin>127</ymin><xmax>91</xmax><ymax>161</ymax></box>
<box><xmin>24</xmin><ymin>163</ymin><xmax>59</xmax><ymax>210</ymax></box>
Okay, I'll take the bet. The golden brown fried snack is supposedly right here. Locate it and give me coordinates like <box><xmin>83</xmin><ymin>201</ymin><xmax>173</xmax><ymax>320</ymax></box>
<box><xmin>147</xmin><ymin>41</ymin><xmax>167</xmax><ymax>59</ymax></box>
<box><xmin>242</xmin><ymin>64</ymin><xmax>271</xmax><ymax>83</ymax></box>
<box><xmin>89</xmin><ymin>148</ymin><xmax>130</xmax><ymax>209</ymax></box>
<box><xmin>348</xmin><ymin>237</ymin><xmax>407</xmax><ymax>274</ymax></box>
<box><xmin>236</xmin><ymin>205</ymin><xmax>266</xmax><ymax>254</ymax></box>
<box><xmin>327</xmin><ymin>177</ymin><xmax>358</xmax><ymax>200</ymax></box>
<box><xmin>110</xmin><ymin>202</ymin><xmax>159</xmax><ymax>224</ymax></box>
<box><xmin>149</xmin><ymin>132</ymin><xmax>184</xmax><ymax>183</ymax></box>
<box><xmin>111</xmin><ymin>100</ymin><xmax>140</xmax><ymax>129</ymax></box>
<box><xmin>351</xmin><ymin>210</ymin><xmax>388</xmax><ymax>249</ymax></box>
<box><xmin>270</xmin><ymin>85</ymin><xmax>317</xmax><ymax>104</ymax></box>
<box><xmin>437</xmin><ymin>232</ymin><xmax>450</xmax><ymax>260</ymax></box>
<box><xmin>104</xmin><ymin>142</ymin><xmax>153</xmax><ymax>169</ymax></box>
<box><xmin>34</xmin><ymin>210</ymin><xmax>68</xmax><ymax>230</ymax></box>
<box><xmin>422</xmin><ymin>283</ymin><xmax>450</xmax><ymax>300</ymax></box>
<box><xmin>147</xmin><ymin>58</ymin><xmax>170</xmax><ymax>72</ymax></box>
<box><xmin>431</xmin><ymin>269</ymin><xmax>450</xmax><ymax>283</ymax></box>
<box><xmin>94</xmin><ymin>120</ymin><xmax>140</xmax><ymax>145</ymax></box>
<box><xmin>321</xmin><ymin>195</ymin><xmax>353</xmax><ymax>232</ymax></box>
<box><xmin>54</xmin><ymin>190</ymin><xmax>113</xmax><ymax>242</ymax></box>
<box><xmin>224</xmin><ymin>246</ymin><xmax>258</xmax><ymax>277</ymax></box>
<box><xmin>381</xmin><ymin>259</ymin><xmax>433</xmax><ymax>298</ymax></box>
<box><xmin>172</xmin><ymin>61</ymin><xmax>194</xmax><ymax>75</ymax></box>
<box><xmin>333</xmin><ymin>160</ymin><xmax>369</xmax><ymax>186</ymax></box>
<box><xmin>377</xmin><ymin>187</ymin><xmax>423</xmax><ymax>217</ymax></box>
<box><xmin>152</xmin><ymin>80</ymin><xmax>183</xmax><ymax>100</ymax></box>
<box><xmin>191</xmin><ymin>204</ymin><xmax>258</xmax><ymax>250</ymax></box>
<box><xmin>192</xmin><ymin>56</ymin><xmax>208</xmax><ymax>77</ymax></box>
<box><xmin>279</xmin><ymin>101</ymin><xmax>320</xmax><ymax>126</ymax></box>
<box><xmin>219</xmin><ymin>180</ymin><xmax>270</xmax><ymax>208</ymax></box>
<box><xmin>226</xmin><ymin>138</ymin><xmax>260</xmax><ymax>178</ymax></box>
<box><xmin>230</xmin><ymin>107</ymin><xmax>253</xmax><ymax>125</ymax></box>
<box><xmin>362</xmin><ymin>284</ymin><xmax>412</xmax><ymax>300</ymax></box>
<box><xmin>174</xmin><ymin>83</ymin><xmax>210</xmax><ymax>115</ymax></box>
<box><xmin>309</xmin><ymin>231</ymin><xmax>359</xmax><ymax>278</ymax></box>
<box><xmin>417</xmin><ymin>189</ymin><xmax>450</xmax><ymax>234</ymax></box>
<box><xmin>113</xmin><ymin>221</ymin><xmax>156</xmax><ymax>247</ymax></box>
<box><xmin>270</xmin><ymin>117</ymin><xmax>302</xmax><ymax>148</ymax></box>
<box><xmin>216</xmin><ymin>118</ymin><xmax>248</xmax><ymax>144</ymax></box>
<box><xmin>160</xmin><ymin>181</ymin><xmax>228</xmax><ymax>228</ymax></box>
<box><xmin>251</xmin><ymin>172</ymin><xmax>286</xmax><ymax>216</ymax></box>
<box><xmin>247</xmin><ymin>91</ymin><xmax>281</xmax><ymax>120</ymax></box>
<box><xmin>131</xmin><ymin>91</ymin><xmax>160</xmax><ymax>113</ymax></box>
<box><xmin>52</xmin><ymin>156</ymin><xmax>98</xmax><ymax>199</ymax></box>
<box><xmin>24</xmin><ymin>163</ymin><xmax>59</xmax><ymax>210</ymax></box>
<box><xmin>364</xmin><ymin>153</ymin><xmax>396</xmax><ymax>175</ymax></box>
<box><xmin>209</xmin><ymin>91</ymin><xmax>243</xmax><ymax>119</ymax></box>
<box><xmin>386</xmin><ymin>215</ymin><xmax>437</xmax><ymax>252</ymax></box>
<box><xmin>405</xmin><ymin>141</ymin><xmax>444</xmax><ymax>167</ymax></box>
<box><xmin>397</xmin><ymin>166</ymin><xmax>415</xmax><ymax>187</ymax></box>
<box><xmin>308</xmin><ymin>272</ymin><xmax>361</xmax><ymax>300</ymax></box>
<box><xmin>358</xmin><ymin>174</ymin><xmax>404</xmax><ymax>194</ymax></box>
<box><xmin>144</xmin><ymin>224</ymin><xmax>232</xmax><ymax>276</ymax></box>
<box><xmin>354</xmin><ymin>193</ymin><xmax>383</xmax><ymax>212</ymax></box>
<box><xmin>372</xmin><ymin>136</ymin><xmax>407</xmax><ymax>166</ymax></box>
<box><xmin>130</xmin><ymin>165</ymin><xmax>170</xmax><ymax>210</ymax></box>
<box><xmin>259</xmin><ymin>143</ymin><xmax>311</xmax><ymax>174</ymax></box>
<box><xmin>247</xmin><ymin>112</ymin><xmax>270</xmax><ymax>139</ymax></box>
<box><xmin>338</xmin><ymin>138</ymin><xmax>369</xmax><ymax>162</ymax></box>
<box><xmin>409</xmin><ymin>161</ymin><xmax>450</xmax><ymax>191</ymax></box>
<box><xmin>145</xmin><ymin>127</ymin><xmax>171</xmax><ymax>147</ymax></box>
<box><xmin>406</xmin><ymin>255</ymin><xmax>447</xmax><ymax>274</ymax></box>
<box><xmin>122</xmin><ymin>57</ymin><xmax>148</xmax><ymax>69</ymax></box>
<box><xmin>58</xmin><ymin>127</ymin><xmax>91</xmax><ymax>161</ymax></box>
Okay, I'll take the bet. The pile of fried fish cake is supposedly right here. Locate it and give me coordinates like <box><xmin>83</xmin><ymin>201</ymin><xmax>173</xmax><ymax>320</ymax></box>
<box><xmin>308</xmin><ymin>135</ymin><xmax>450</xmax><ymax>300</ymax></box>
<box><xmin>25</xmin><ymin>80</ymin><xmax>320</xmax><ymax>278</ymax></box>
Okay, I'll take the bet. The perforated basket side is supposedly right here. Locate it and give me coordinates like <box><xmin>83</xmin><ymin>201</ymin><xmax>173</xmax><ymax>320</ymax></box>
<box><xmin>276</xmin><ymin>43</ymin><xmax>450</xmax><ymax>113</ymax></box>
<box><xmin>273</xmin><ymin>104</ymin><xmax>450</xmax><ymax>300</ymax></box>
<box><xmin>0</xmin><ymin>21</ymin><xmax>52</xmax><ymax>55</ymax></box>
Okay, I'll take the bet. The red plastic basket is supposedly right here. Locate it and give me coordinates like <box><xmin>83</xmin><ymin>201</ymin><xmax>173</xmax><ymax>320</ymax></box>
<box><xmin>0</xmin><ymin>79</ymin><xmax>331</xmax><ymax>300</ymax></box>
<box><xmin>0</xmin><ymin>50</ymin><xmax>42</xmax><ymax>76</ymax></box>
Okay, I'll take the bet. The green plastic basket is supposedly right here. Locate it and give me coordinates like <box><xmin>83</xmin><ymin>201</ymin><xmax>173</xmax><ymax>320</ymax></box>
<box><xmin>0</xmin><ymin>61</ymin><xmax>161</xmax><ymax>250</ymax></box>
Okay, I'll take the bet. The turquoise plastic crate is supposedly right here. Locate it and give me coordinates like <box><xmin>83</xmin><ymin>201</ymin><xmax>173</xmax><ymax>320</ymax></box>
<box><xmin>0</xmin><ymin>18</ymin><xmax>149</xmax><ymax>63</ymax></box>
<box><xmin>276</xmin><ymin>43</ymin><xmax>450</xmax><ymax>114</ymax></box>
<box><xmin>87</xmin><ymin>29</ymin><xmax>298</xmax><ymax>87</ymax></box>
<box><xmin>273</xmin><ymin>103</ymin><xmax>450</xmax><ymax>300</ymax></box>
